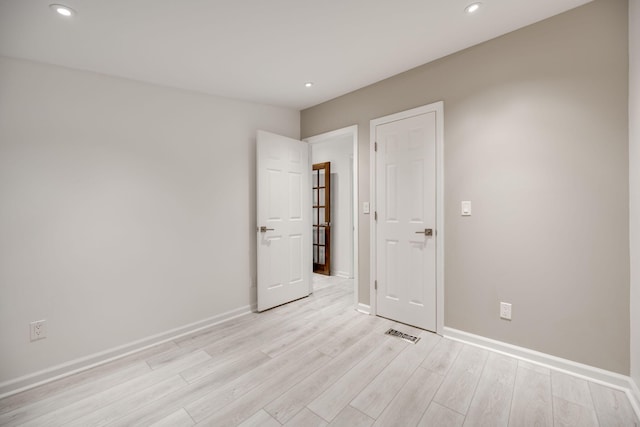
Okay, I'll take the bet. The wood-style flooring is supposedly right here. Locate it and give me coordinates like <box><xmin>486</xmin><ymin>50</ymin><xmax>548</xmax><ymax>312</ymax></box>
<box><xmin>1</xmin><ymin>275</ymin><xmax>638</xmax><ymax>426</ymax></box>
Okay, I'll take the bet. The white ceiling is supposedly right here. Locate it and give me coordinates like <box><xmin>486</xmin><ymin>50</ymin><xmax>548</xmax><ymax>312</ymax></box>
<box><xmin>0</xmin><ymin>0</ymin><xmax>592</xmax><ymax>110</ymax></box>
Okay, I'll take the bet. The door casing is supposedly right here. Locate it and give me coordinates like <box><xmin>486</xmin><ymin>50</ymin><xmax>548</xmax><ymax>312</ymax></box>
<box><xmin>369</xmin><ymin>102</ymin><xmax>444</xmax><ymax>335</ymax></box>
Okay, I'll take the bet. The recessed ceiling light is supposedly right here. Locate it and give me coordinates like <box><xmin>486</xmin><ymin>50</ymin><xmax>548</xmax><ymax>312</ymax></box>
<box><xmin>304</xmin><ymin>82</ymin><xmax>314</xmax><ymax>88</ymax></box>
<box><xmin>465</xmin><ymin>2</ymin><xmax>482</xmax><ymax>14</ymax></box>
<box><xmin>50</xmin><ymin>4</ymin><xmax>76</xmax><ymax>17</ymax></box>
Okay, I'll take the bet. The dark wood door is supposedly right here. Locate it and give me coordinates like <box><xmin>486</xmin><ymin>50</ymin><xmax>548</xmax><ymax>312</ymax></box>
<box><xmin>312</xmin><ymin>162</ymin><xmax>331</xmax><ymax>275</ymax></box>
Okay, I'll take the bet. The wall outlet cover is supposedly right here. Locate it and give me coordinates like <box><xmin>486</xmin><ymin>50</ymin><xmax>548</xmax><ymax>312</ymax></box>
<box><xmin>500</xmin><ymin>302</ymin><xmax>512</xmax><ymax>320</ymax></box>
<box><xmin>30</xmin><ymin>320</ymin><xmax>47</xmax><ymax>341</ymax></box>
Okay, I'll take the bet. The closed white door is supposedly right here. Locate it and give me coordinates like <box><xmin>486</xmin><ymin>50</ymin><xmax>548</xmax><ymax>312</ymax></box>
<box><xmin>374</xmin><ymin>111</ymin><xmax>438</xmax><ymax>331</ymax></box>
<box><xmin>257</xmin><ymin>130</ymin><xmax>311</xmax><ymax>312</ymax></box>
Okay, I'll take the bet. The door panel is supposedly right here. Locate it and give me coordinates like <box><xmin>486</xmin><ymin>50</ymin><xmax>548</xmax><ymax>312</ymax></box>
<box><xmin>385</xmin><ymin>240</ymin><xmax>399</xmax><ymax>299</ymax></box>
<box><xmin>289</xmin><ymin>173</ymin><xmax>302</xmax><ymax>219</ymax></box>
<box><xmin>375</xmin><ymin>112</ymin><xmax>437</xmax><ymax>331</ymax></box>
<box><xmin>257</xmin><ymin>131</ymin><xmax>311</xmax><ymax>312</ymax></box>
<box><xmin>408</xmin><ymin>240</ymin><xmax>425</xmax><ymax>304</ymax></box>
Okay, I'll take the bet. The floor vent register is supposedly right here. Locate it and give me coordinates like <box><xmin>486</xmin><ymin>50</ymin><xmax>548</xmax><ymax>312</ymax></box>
<box><xmin>384</xmin><ymin>328</ymin><xmax>420</xmax><ymax>344</ymax></box>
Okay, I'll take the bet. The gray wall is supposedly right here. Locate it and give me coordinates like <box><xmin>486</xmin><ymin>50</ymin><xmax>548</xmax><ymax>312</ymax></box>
<box><xmin>0</xmin><ymin>56</ymin><xmax>299</xmax><ymax>385</ymax></box>
<box><xmin>301</xmin><ymin>0</ymin><xmax>630</xmax><ymax>374</ymax></box>
<box><xmin>630</xmin><ymin>0</ymin><xmax>640</xmax><ymax>392</ymax></box>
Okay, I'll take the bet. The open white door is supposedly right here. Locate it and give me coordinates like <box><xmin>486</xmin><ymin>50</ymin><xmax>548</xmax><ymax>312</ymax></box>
<box><xmin>257</xmin><ymin>130</ymin><xmax>311</xmax><ymax>311</ymax></box>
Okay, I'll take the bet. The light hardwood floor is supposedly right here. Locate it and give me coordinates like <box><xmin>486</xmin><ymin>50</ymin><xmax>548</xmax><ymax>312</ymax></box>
<box><xmin>1</xmin><ymin>274</ymin><xmax>638</xmax><ymax>426</ymax></box>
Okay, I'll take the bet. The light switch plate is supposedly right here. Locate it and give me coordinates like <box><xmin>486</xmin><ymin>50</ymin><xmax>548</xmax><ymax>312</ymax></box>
<box><xmin>461</xmin><ymin>201</ymin><xmax>472</xmax><ymax>216</ymax></box>
<box><xmin>363</xmin><ymin>202</ymin><xmax>370</xmax><ymax>214</ymax></box>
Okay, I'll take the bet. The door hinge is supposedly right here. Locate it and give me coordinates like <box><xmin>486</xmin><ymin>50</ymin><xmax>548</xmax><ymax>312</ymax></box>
<box><xmin>374</xmin><ymin>211</ymin><xmax>378</xmax><ymax>221</ymax></box>
<box><xmin>374</xmin><ymin>142</ymin><xmax>378</xmax><ymax>152</ymax></box>
<box><xmin>375</xmin><ymin>280</ymin><xmax>377</xmax><ymax>290</ymax></box>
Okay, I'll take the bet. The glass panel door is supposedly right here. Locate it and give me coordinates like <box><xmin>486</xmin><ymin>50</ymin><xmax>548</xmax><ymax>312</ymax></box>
<box><xmin>312</xmin><ymin>162</ymin><xmax>331</xmax><ymax>275</ymax></box>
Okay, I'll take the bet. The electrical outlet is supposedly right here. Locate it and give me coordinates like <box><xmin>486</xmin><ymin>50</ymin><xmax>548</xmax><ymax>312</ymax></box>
<box><xmin>500</xmin><ymin>302</ymin><xmax>512</xmax><ymax>320</ymax></box>
<box><xmin>30</xmin><ymin>320</ymin><xmax>47</xmax><ymax>341</ymax></box>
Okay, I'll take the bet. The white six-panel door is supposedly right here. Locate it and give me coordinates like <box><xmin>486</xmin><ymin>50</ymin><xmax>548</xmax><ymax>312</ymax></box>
<box><xmin>374</xmin><ymin>109</ymin><xmax>438</xmax><ymax>331</ymax></box>
<box><xmin>257</xmin><ymin>131</ymin><xmax>311</xmax><ymax>312</ymax></box>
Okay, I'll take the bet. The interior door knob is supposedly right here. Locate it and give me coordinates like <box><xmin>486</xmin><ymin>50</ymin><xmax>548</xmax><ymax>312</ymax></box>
<box><xmin>415</xmin><ymin>228</ymin><xmax>433</xmax><ymax>236</ymax></box>
<box><xmin>259</xmin><ymin>226</ymin><xmax>274</xmax><ymax>232</ymax></box>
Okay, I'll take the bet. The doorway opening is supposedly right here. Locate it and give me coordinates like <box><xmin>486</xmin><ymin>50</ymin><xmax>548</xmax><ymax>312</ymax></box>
<box><xmin>305</xmin><ymin>125</ymin><xmax>358</xmax><ymax>309</ymax></box>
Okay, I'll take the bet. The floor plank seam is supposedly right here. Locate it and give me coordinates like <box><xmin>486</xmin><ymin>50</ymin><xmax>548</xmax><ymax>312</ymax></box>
<box><xmin>588</xmin><ymin>382</ymin><xmax>603</xmax><ymax>427</ymax></box>
<box><xmin>465</xmin><ymin>350</ymin><xmax>489</xmax><ymax>417</ymax></box>
<box><xmin>305</xmin><ymin>404</ymin><xmax>329</xmax><ymax>423</ymax></box>
<box><xmin>504</xmin><ymin>364</ymin><xmax>519</xmax><ymax>427</ymax></box>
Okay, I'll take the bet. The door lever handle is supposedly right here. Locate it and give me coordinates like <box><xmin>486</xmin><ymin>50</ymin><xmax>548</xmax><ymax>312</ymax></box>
<box><xmin>415</xmin><ymin>228</ymin><xmax>433</xmax><ymax>236</ymax></box>
<box><xmin>259</xmin><ymin>226</ymin><xmax>275</xmax><ymax>232</ymax></box>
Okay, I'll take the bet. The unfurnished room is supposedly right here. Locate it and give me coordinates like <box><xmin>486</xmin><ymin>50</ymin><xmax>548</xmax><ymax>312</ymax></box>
<box><xmin>0</xmin><ymin>0</ymin><xmax>639</xmax><ymax>426</ymax></box>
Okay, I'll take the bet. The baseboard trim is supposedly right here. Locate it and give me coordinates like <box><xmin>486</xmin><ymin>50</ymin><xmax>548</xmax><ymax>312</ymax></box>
<box><xmin>630</xmin><ymin>377</ymin><xmax>640</xmax><ymax>419</ymax></box>
<box><xmin>356</xmin><ymin>303</ymin><xmax>370</xmax><ymax>314</ymax></box>
<box><xmin>444</xmin><ymin>327</ymin><xmax>640</xmax><ymax>420</ymax></box>
<box><xmin>0</xmin><ymin>304</ymin><xmax>253</xmax><ymax>399</ymax></box>
<box><xmin>331</xmin><ymin>271</ymin><xmax>352</xmax><ymax>279</ymax></box>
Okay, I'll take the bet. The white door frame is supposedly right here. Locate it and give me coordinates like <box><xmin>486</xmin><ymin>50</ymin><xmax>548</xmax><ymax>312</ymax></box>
<box><xmin>369</xmin><ymin>102</ymin><xmax>444</xmax><ymax>335</ymax></box>
<box><xmin>304</xmin><ymin>125</ymin><xmax>359</xmax><ymax>308</ymax></box>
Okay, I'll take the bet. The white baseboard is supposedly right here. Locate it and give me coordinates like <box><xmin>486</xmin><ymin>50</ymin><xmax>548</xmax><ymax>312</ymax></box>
<box><xmin>444</xmin><ymin>327</ymin><xmax>640</xmax><ymax>420</ymax></box>
<box><xmin>332</xmin><ymin>270</ymin><xmax>352</xmax><ymax>279</ymax></box>
<box><xmin>0</xmin><ymin>304</ymin><xmax>254</xmax><ymax>399</ymax></box>
<box><xmin>631</xmin><ymin>377</ymin><xmax>640</xmax><ymax>419</ymax></box>
<box><xmin>356</xmin><ymin>303</ymin><xmax>370</xmax><ymax>314</ymax></box>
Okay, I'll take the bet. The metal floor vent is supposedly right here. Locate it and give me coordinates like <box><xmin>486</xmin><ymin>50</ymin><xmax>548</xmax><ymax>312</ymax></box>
<box><xmin>385</xmin><ymin>328</ymin><xmax>420</xmax><ymax>344</ymax></box>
